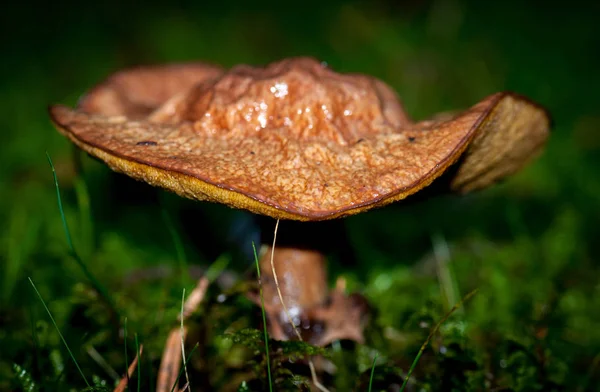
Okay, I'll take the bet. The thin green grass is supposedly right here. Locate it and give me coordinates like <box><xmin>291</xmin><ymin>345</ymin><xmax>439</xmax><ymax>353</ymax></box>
<box><xmin>399</xmin><ymin>289</ymin><xmax>479</xmax><ymax>392</ymax></box>
<box><xmin>74</xmin><ymin>176</ymin><xmax>94</xmax><ymax>258</ymax></box>
<box><xmin>432</xmin><ymin>233</ymin><xmax>461</xmax><ymax>314</ymax></box>
<box><xmin>367</xmin><ymin>354</ymin><xmax>378</xmax><ymax>392</ymax></box>
<box><xmin>252</xmin><ymin>242</ymin><xmax>273</xmax><ymax>392</ymax></box>
<box><xmin>205</xmin><ymin>253</ymin><xmax>231</xmax><ymax>284</ymax></box>
<box><xmin>46</xmin><ymin>152</ymin><xmax>119</xmax><ymax>317</ymax></box>
<box><xmin>28</xmin><ymin>277</ymin><xmax>90</xmax><ymax>388</ymax></box>
<box><xmin>170</xmin><ymin>343</ymin><xmax>199</xmax><ymax>392</ymax></box>
<box><xmin>162</xmin><ymin>207</ymin><xmax>190</xmax><ymax>285</ymax></box>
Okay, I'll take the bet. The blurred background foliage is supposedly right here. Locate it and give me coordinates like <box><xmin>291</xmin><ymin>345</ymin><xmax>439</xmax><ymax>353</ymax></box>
<box><xmin>1</xmin><ymin>0</ymin><xmax>599</xmax><ymax>390</ymax></box>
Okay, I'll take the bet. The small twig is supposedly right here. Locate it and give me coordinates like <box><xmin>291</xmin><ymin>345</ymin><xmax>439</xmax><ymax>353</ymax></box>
<box><xmin>113</xmin><ymin>345</ymin><xmax>143</xmax><ymax>392</ymax></box>
<box><xmin>269</xmin><ymin>219</ymin><xmax>329</xmax><ymax>392</ymax></box>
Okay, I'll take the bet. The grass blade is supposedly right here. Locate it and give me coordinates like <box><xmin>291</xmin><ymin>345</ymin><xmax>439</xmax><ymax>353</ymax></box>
<box><xmin>28</xmin><ymin>277</ymin><xmax>90</xmax><ymax>387</ymax></box>
<box><xmin>46</xmin><ymin>152</ymin><xmax>119</xmax><ymax>316</ymax></box>
<box><xmin>204</xmin><ymin>253</ymin><xmax>231</xmax><ymax>284</ymax></box>
<box><xmin>252</xmin><ymin>242</ymin><xmax>273</xmax><ymax>392</ymax></box>
<box><xmin>170</xmin><ymin>343</ymin><xmax>199</xmax><ymax>392</ymax></box>
<box><xmin>46</xmin><ymin>152</ymin><xmax>74</xmax><ymax>251</ymax></box>
<box><xmin>114</xmin><ymin>344</ymin><xmax>143</xmax><ymax>392</ymax></box>
<box><xmin>432</xmin><ymin>233</ymin><xmax>461</xmax><ymax>314</ymax></box>
<box><xmin>367</xmin><ymin>354</ymin><xmax>378</xmax><ymax>392</ymax></box>
<box><xmin>161</xmin><ymin>207</ymin><xmax>189</xmax><ymax>284</ymax></box>
<box><xmin>74</xmin><ymin>176</ymin><xmax>94</xmax><ymax>258</ymax></box>
<box><xmin>399</xmin><ymin>289</ymin><xmax>479</xmax><ymax>392</ymax></box>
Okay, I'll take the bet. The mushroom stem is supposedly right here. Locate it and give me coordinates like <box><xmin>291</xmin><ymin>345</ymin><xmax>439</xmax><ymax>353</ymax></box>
<box><xmin>254</xmin><ymin>218</ymin><xmax>368</xmax><ymax>345</ymax></box>
<box><xmin>258</xmin><ymin>245</ymin><xmax>329</xmax><ymax>318</ymax></box>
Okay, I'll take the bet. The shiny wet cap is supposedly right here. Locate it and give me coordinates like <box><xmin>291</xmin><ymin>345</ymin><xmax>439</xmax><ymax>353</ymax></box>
<box><xmin>49</xmin><ymin>57</ymin><xmax>550</xmax><ymax>220</ymax></box>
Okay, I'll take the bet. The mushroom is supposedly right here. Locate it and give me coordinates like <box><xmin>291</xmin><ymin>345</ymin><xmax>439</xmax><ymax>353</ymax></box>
<box><xmin>49</xmin><ymin>57</ymin><xmax>550</xmax><ymax>346</ymax></box>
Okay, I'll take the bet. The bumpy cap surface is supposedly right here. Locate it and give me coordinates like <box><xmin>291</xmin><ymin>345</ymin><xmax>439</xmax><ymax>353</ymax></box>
<box><xmin>49</xmin><ymin>57</ymin><xmax>550</xmax><ymax>220</ymax></box>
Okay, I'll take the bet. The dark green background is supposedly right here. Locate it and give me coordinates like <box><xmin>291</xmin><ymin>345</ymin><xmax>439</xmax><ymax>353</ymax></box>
<box><xmin>1</xmin><ymin>0</ymin><xmax>599</xmax><ymax>390</ymax></box>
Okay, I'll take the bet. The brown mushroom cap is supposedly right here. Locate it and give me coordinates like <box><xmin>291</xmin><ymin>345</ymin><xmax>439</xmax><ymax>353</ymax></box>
<box><xmin>77</xmin><ymin>62</ymin><xmax>224</xmax><ymax>118</ymax></box>
<box><xmin>49</xmin><ymin>57</ymin><xmax>550</xmax><ymax>221</ymax></box>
